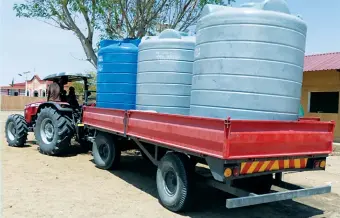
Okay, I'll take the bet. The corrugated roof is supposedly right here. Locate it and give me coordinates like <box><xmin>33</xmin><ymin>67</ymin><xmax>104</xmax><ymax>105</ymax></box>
<box><xmin>304</xmin><ymin>52</ymin><xmax>340</xmax><ymax>72</ymax></box>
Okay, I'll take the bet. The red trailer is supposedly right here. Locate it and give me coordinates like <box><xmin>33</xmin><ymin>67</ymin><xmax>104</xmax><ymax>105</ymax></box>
<box><xmin>82</xmin><ymin>106</ymin><xmax>334</xmax><ymax>212</ymax></box>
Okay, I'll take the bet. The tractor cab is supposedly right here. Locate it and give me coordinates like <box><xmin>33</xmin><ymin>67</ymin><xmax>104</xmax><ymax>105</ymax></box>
<box><xmin>24</xmin><ymin>72</ymin><xmax>94</xmax><ymax>127</ymax></box>
<box><xmin>5</xmin><ymin>72</ymin><xmax>95</xmax><ymax>155</ymax></box>
<box><xmin>43</xmin><ymin>72</ymin><xmax>94</xmax><ymax>106</ymax></box>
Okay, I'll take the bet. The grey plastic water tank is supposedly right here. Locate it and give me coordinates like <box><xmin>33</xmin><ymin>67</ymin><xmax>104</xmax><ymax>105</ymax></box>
<box><xmin>190</xmin><ymin>0</ymin><xmax>307</xmax><ymax>120</ymax></box>
<box><xmin>136</xmin><ymin>29</ymin><xmax>196</xmax><ymax>115</ymax></box>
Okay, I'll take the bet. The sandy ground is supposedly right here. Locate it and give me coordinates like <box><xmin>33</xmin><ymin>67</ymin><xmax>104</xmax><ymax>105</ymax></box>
<box><xmin>1</xmin><ymin>111</ymin><xmax>340</xmax><ymax>218</ymax></box>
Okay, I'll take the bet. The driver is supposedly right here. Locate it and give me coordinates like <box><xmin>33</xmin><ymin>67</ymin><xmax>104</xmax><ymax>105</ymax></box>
<box><xmin>47</xmin><ymin>79</ymin><xmax>61</xmax><ymax>102</ymax></box>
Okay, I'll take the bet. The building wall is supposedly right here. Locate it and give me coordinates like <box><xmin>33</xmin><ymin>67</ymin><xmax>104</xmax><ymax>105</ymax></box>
<box><xmin>1</xmin><ymin>76</ymin><xmax>72</xmax><ymax>97</ymax></box>
<box><xmin>27</xmin><ymin>77</ymin><xmax>47</xmax><ymax>97</ymax></box>
<box><xmin>301</xmin><ymin>69</ymin><xmax>340</xmax><ymax>140</ymax></box>
<box><xmin>1</xmin><ymin>96</ymin><xmax>45</xmax><ymax>111</ymax></box>
<box><xmin>0</xmin><ymin>88</ymin><xmax>25</xmax><ymax>96</ymax></box>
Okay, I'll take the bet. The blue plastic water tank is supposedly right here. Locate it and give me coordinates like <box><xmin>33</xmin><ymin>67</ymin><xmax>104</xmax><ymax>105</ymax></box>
<box><xmin>136</xmin><ymin>29</ymin><xmax>196</xmax><ymax>115</ymax></box>
<box><xmin>97</xmin><ymin>39</ymin><xmax>141</xmax><ymax>109</ymax></box>
<box><xmin>190</xmin><ymin>0</ymin><xmax>307</xmax><ymax>120</ymax></box>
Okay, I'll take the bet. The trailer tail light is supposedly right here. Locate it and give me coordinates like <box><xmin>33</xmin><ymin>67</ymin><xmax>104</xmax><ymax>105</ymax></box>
<box><xmin>314</xmin><ymin>161</ymin><xmax>320</xmax><ymax>169</ymax></box>
<box><xmin>313</xmin><ymin>160</ymin><xmax>326</xmax><ymax>169</ymax></box>
<box><xmin>233</xmin><ymin>167</ymin><xmax>240</xmax><ymax>176</ymax></box>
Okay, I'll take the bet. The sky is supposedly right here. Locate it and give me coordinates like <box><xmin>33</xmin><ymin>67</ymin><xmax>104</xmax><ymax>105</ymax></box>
<box><xmin>0</xmin><ymin>0</ymin><xmax>340</xmax><ymax>86</ymax></box>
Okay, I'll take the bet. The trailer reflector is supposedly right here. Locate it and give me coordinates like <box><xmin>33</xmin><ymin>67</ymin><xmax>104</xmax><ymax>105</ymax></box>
<box><xmin>224</xmin><ymin>168</ymin><xmax>232</xmax><ymax>177</ymax></box>
<box><xmin>240</xmin><ymin>158</ymin><xmax>308</xmax><ymax>175</ymax></box>
<box><xmin>320</xmin><ymin>160</ymin><xmax>326</xmax><ymax>168</ymax></box>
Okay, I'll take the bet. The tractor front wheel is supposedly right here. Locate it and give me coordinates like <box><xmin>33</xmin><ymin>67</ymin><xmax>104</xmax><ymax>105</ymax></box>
<box><xmin>34</xmin><ymin>107</ymin><xmax>74</xmax><ymax>155</ymax></box>
<box><xmin>5</xmin><ymin>114</ymin><xmax>28</xmax><ymax>147</ymax></box>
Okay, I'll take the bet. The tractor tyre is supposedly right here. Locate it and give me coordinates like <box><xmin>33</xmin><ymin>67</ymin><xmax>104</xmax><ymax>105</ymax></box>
<box><xmin>5</xmin><ymin>114</ymin><xmax>28</xmax><ymax>147</ymax></box>
<box><xmin>34</xmin><ymin>107</ymin><xmax>74</xmax><ymax>155</ymax></box>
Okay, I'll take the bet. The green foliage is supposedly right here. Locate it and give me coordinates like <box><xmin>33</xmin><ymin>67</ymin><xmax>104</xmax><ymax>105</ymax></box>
<box><xmin>72</xmin><ymin>71</ymin><xmax>97</xmax><ymax>96</ymax></box>
<box><xmin>98</xmin><ymin>0</ymin><xmax>226</xmax><ymax>39</ymax></box>
<box><xmin>72</xmin><ymin>81</ymin><xmax>85</xmax><ymax>96</ymax></box>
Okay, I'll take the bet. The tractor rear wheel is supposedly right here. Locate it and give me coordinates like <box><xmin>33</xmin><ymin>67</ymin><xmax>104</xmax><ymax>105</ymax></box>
<box><xmin>34</xmin><ymin>107</ymin><xmax>74</xmax><ymax>155</ymax></box>
<box><xmin>5</xmin><ymin>114</ymin><xmax>28</xmax><ymax>147</ymax></box>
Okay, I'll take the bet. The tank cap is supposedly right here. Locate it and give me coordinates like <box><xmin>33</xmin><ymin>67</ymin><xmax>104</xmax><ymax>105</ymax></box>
<box><xmin>242</xmin><ymin>0</ymin><xmax>290</xmax><ymax>14</ymax></box>
<box><xmin>199</xmin><ymin>4</ymin><xmax>227</xmax><ymax>18</ymax></box>
<box><xmin>260</xmin><ymin>0</ymin><xmax>290</xmax><ymax>14</ymax></box>
<box><xmin>158</xmin><ymin>29</ymin><xmax>182</xmax><ymax>39</ymax></box>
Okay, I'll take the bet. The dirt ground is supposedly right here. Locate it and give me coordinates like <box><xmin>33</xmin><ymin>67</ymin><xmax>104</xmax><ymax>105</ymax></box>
<box><xmin>1</xmin><ymin>111</ymin><xmax>340</xmax><ymax>218</ymax></box>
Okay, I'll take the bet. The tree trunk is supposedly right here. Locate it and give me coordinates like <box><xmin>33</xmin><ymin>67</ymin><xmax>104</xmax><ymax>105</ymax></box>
<box><xmin>77</xmin><ymin>36</ymin><xmax>98</xmax><ymax>68</ymax></box>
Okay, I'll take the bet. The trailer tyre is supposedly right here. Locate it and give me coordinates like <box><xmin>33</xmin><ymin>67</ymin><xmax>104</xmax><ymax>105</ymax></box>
<box><xmin>92</xmin><ymin>133</ymin><xmax>121</xmax><ymax>170</ymax></box>
<box><xmin>34</xmin><ymin>107</ymin><xmax>74</xmax><ymax>155</ymax></box>
<box><xmin>5</xmin><ymin>114</ymin><xmax>28</xmax><ymax>147</ymax></box>
<box><xmin>156</xmin><ymin>152</ymin><xmax>193</xmax><ymax>212</ymax></box>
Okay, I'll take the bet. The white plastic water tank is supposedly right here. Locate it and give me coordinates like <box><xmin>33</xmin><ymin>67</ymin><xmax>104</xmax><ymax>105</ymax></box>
<box><xmin>136</xmin><ymin>29</ymin><xmax>196</xmax><ymax>115</ymax></box>
<box><xmin>190</xmin><ymin>0</ymin><xmax>307</xmax><ymax>120</ymax></box>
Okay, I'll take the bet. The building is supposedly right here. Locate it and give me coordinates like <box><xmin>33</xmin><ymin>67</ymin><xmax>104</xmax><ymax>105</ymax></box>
<box><xmin>0</xmin><ymin>74</ymin><xmax>71</xmax><ymax>98</ymax></box>
<box><xmin>1</xmin><ymin>75</ymin><xmax>51</xmax><ymax>97</ymax></box>
<box><xmin>1</xmin><ymin>81</ymin><xmax>26</xmax><ymax>96</ymax></box>
<box><xmin>301</xmin><ymin>52</ymin><xmax>340</xmax><ymax>140</ymax></box>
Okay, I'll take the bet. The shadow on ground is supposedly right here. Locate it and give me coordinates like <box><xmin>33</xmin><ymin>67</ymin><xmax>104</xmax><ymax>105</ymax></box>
<box><xmin>26</xmin><ymin>140</ymin><xmax>90</xmax><ymax>157</ymax></box>
<box><xmin>91</xmin><ymin>153</ymin><xmax>325</xmax><ymax>218</ymax></box>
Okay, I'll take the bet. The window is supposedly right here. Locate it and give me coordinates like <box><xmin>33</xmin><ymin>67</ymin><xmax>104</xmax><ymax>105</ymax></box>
<box><xmin>33</xmin><ymin>91</ymin><xmax>39</xmax><ymax>97</ymax></box>
<box><xmin>42</xmin><ymin>90</ymin><xmax>46</xmax><ymax>97</ymax></box>
<box><xmin>14</xmin><ymin>92</ymin><xmax>19</xmax><ymax>96</ymax></box>
<box><xmin>309</xmin><ymin>92</ymin><xmax>339</xmax><ymax>113</ymax></box>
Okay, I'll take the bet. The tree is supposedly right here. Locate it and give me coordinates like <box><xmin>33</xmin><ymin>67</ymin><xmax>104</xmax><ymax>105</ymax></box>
<box><xmin>72</xmin><ymin>71</ymin><xmax>97</xmax><ymax>96</ymax></box>
<box><xmin>98</xmin><ymin>0</ymin><xmax>228</xmax><ymax>39</ymax></box>
<box><xmin>13</xmin><ymin>0</ymin><xmax>233</xmax><ymax>68</ymax></box>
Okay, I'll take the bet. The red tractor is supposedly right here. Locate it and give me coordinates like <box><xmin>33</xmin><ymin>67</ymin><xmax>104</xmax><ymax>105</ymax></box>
<box><xmin>5</xmin><ymin>72</ymin><xmax>95</xmax><ymax>155</ymax></box>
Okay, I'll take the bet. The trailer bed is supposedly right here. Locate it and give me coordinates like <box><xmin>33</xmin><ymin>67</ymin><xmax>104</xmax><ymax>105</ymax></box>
<box><xmin>82</xmin><ymin>107</ymin><xmax>335</xmax><ymax>160</ymax></box>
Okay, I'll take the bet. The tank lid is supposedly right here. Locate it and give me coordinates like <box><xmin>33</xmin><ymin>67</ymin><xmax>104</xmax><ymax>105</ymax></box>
<box><xmin>100</xmin><ymin>40</ymin><xmax>119</xmax><ymax>48</ymax></box>
<box><xmin>99</xmin><ymin>38</ymin><xmax>141</xmax><ymax>49</ymax></box>
<box><xmin>199</xmin><ymin>4</ymin><xmax>227</xmax><ymax>18</ymax></box>
<box><xmin>98</xmin><ymin>41</ymin><xmax>139</xmax><ymax>53</ymax></box>
<box><xmin>158</xmin><ymin>29</ymin><xmax>182</xmax><ymax>39</ymax></box>
<box><xmin>122</xmin><ymin>38</ymin><xmax>142</xmax><ymax>46</ymax></box>
<box><xmin>241</xmin><ymin>0</ymin><xmax>291</xmax><ymax>14</ymax></box>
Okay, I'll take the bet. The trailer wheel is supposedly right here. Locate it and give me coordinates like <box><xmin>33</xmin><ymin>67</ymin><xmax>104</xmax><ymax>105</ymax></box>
<box><xmin>34</xmin><ymin>107</ymin><xmax>74</xmax><ymax>155</ymax></box>
<box><xmin>92</xmin><ymin>133</ymin><xmax>121</xmax><ymax>170</ymax></box>
<box><xmin>5</xmin><ymin>114</ymin><xmax>28</xmax><ymax>147</ymax></box>
<box><xmin>156</xmin><ymin>152</ymin><xmax>193</xmax><ymax>212</ymax></box>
